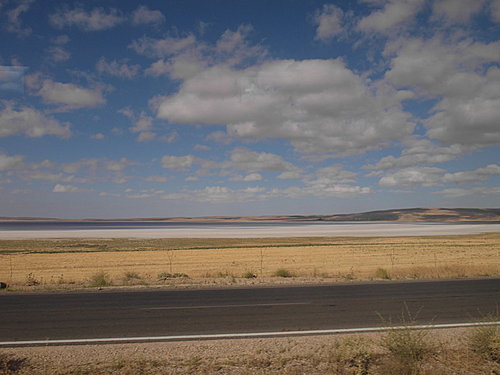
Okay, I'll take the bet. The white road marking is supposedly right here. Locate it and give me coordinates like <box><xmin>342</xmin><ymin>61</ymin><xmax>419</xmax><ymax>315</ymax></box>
<box><xmin>1</xmin><ymin>321</ymin><xmax>498</xmax><ymax>347</ymax></box>
<box><xmin>141</xmin><ymin>302</ymin><xmax>310</xmax><ymax>310</ymax></box>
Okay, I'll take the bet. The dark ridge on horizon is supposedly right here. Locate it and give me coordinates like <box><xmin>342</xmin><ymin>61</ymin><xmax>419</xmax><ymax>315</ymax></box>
<box><xmin>1</xmin><ymin>208</ymin><xmax>500</xmax><ymax>223</ymax></box>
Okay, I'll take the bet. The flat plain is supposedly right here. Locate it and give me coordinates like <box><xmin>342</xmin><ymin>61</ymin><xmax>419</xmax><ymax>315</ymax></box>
<box><xmin>0</xmin><ymin>232</ymin><xmax>499</xmax><ymax>288</ymax></box>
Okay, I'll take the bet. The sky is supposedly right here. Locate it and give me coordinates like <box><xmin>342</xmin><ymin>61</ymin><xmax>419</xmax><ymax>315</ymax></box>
<box><xmin>0</xmin><ymin>0</ymin><xmax>499</xmax><ymax>219</ymax></box>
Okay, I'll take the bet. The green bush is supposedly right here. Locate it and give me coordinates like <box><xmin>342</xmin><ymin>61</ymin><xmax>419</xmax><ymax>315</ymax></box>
<box><xmin>89</xmin><ymin>271</ymin><xmax>112</xmax><ymax>287</ymax></box>
<box><xmin>273</xmin><ymin>268</ymin><xmax>294</xmax><ymax>278</ymax></box>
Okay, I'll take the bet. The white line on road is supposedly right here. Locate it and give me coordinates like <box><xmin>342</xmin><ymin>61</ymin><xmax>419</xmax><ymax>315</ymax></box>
<box><xmin>1</xmin><ymin>321</ymin><xmax>498</xmax><ymax>347</ymax></box>
<box><xmin>141</xmin><ymin>302</ymin><xmax>310</xmax><ymax>310</ymax></box>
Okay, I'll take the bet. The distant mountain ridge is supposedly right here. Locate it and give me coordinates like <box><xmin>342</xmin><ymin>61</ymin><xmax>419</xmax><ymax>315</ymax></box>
<box><xmin>1</xmin><ymin>208</ymin><xmax>499</xmax><ymax>223</ymax></box>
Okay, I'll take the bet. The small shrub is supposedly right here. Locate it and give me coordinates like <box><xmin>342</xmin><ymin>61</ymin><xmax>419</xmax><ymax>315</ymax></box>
<box><xmin>89</xmin><ymin>271</ymin><xmax>112</xmax><ymax>287</ymax></box>
<box><xmin>375</xmin><ymin>267</ymin><xmax>391</xmax><ymax>280</ymax></box>
<box><xmin>243</xmin><ymin>271</ymin><xmax>257</xmax><ymax>278</ymax></box>
<box><xmin>331</xmin><ymin>336</ymin><xmax>373</xmax><ymax>375</ymax></box>
<box><xmin>25</xmin><ymin>273</ymin><xmax>40</xmax><ymax>286</ymax></box>
<box><xmin>380</xmin><ymin>327</ymin><xmax>431</xmax><ymax>375</ymax></box>
<box><xmin>468</xmin><ymin>323</ymin><xmax>500</xmax><ymax>362</ymax></box>
<box><xmin>273</xmin><ymin>268</ymin><xmax>294</xmax><ymax>278</ymax></box>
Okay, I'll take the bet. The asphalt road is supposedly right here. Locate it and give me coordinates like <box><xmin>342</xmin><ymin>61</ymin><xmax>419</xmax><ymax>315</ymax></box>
<box><xmin>1</xmin><ymin>278</ymin><xmax>499</xmax><ymax>342</ymax></box>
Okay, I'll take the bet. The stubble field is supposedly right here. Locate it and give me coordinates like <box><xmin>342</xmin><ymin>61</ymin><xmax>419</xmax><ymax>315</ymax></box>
<box><xmin>0</xmin><ymin>233</ymin><xmax>499</xmax><ymax>289</ymax></box>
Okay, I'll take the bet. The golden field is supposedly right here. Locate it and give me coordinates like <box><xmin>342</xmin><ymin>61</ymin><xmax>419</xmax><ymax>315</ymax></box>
<box><xmin>0</xmin><ymin>233</ymin><xmax>499</xmax><ymax>287</ymax></box>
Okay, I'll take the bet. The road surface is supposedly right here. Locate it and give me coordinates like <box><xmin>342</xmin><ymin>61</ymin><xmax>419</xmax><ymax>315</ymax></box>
<box><xmin>1</xmin><ymin>278</ymin><xmax>498</xmax><ymax>344</ymax></box>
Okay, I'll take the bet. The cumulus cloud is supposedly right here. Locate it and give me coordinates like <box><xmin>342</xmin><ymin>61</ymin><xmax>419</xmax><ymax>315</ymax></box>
<box><xmin>136</xmin><ymin>25</ymin><xmax>267</xmax><ymax>80</ymax></box>
<box><xmin>35</xmin><ymin>79</ymin><xmax>106</xmax><ymax>112</ymax></box>
<box><xmin>157</xmin><ymin>59</ymin><xmax>414</xmax><ymax>155</ymax></box>
<box><xmin>131</xmin><ymin>5</ymin><xmax>165</xmax><ymax>26</ymax></box>
<box><xmin>50</xmin><ymin>6</ymin><xmax>126</xmax><ymax>31</ymax></box>
<box><xmin>230</xmin><ymin>173</ymin><xmax>262</xmax><ymax>182</ymax></box>
<box><xmin>379</xmin><ymin>167</ymin><xmax>444</xmax><ymax>187</ymax></box>
<box><xmin>96</xmin><ymin>57</ymin><xmax>140</xmax><ymax>78</ymax></box>
<box><xmin>385</xmin><ymin>36</ymin><xmax>500</xmax><ymax>147</ymax></box>
<box><xmin>492</xmin><ymin>0</ymin><xmax>500</xmax><ymax>22</ymax></box>
<box><xmin>47</xmin><ymin>46</ymin><xmax>70</xmax><ymax>63</ymax></box>
<box><xmin>4</xmin><ymin>0</ymin><xmax>33</xmax><ymax>37</ymax></box>
<box><xmin>357</xmin><ymin>0</ymin><xmax>425</xmax><ymax>33</ymax></box>
<box><xmin>443</xmin><ymin>164</ymin><xmax>500</xmax><ymax>184</ymax></box>
<box><xmin>162</xmin><ymin>186</ymin><xmax>265</xmax><ymax>203</ymax></box>
<box><xmin>313</xmin><ymin>4</ymin><xmax>344</xmax><ymax>42</ymax></box>
<box><xmin>161</xmin><ymin>155</ymin><xmax>195</xmax><ymax>170</ymax></box>
<box><xmin>0</xmin><ymin>153</ymin><xmax>24</xmax><ymax>170</ymax></box>
<box><xmin>431</xmin><ymin>0</ymin><xmax>485</xmax><ymax>24</ymax></box>
<box><xmin>224</xmin><ymin>148</ymin><xmax>299</xmax><ymax>172</ymax></box>
<box><xmin>0</xmin><ymin>102</ymin><xmax>70</xmax><ymax>138</ymax></box>
<box><xmin>52</xmin><ymin>184</ymin><xmax>91</xmax><ymax>193</ymax></box>
<box><xmin>437</xmin><ymin>187</ymin><xmax>500</xmax><ymax>198</ymax></box>
<box><xmin>364</xmin><ymin>139</ymin><xmax>471</xmax><ymax>170</ymax></box>
<box><xmin>379</xmin><ymin>163</ymin><xmax>500</xmax><ymax>187</ymax></box>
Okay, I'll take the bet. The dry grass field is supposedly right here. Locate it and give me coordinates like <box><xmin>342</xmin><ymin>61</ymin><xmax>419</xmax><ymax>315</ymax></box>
<box><xmin>0</xmin><ymin>233</ymin><xmax>499</xmax><ymax>288</ymax></box>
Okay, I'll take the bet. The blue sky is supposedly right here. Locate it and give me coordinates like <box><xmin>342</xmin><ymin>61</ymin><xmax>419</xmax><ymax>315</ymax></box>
<box><xmin>0</xmin><ymin>0</ymin><xmax>499</xmax><ymax>219</ymax></box>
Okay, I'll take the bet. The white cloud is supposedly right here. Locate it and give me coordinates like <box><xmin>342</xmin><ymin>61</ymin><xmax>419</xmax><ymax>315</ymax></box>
<box><xmin>364</xmin><ymin>139</ymin><xmax>471</xmax><ymax>170</ymax></box>
<box><xmin>313</xmin><ymin>4</ymin><xmax>344</xmax><ymax>42</ymax></box>
<box><xmin>131</xmin><ymin>5</ymin><xmax>165</xmax><ymax>26</ymax></box>
<box><xmin>0</xmin><ymin>153</ymin><xmax>24</xmax><ymax>170</ymax></box>
<box><xmin>158</xmin><ymin>59</ymin><xmax>414</xmax><ymax>155</ymax></box>
<box><xmin>145</xmin><ymin>176</ymin><xmax>167</xmax><ymax>182</ymax></box>
<box><xmin>0</xmin><ymin>102</ymin><xmax>70</xmax><ymax>138</ymax></box>
<box><xmin>50</xmin><ymin>6</ymin><xmax>126</xmax><ymax>31</ymax></box>
<box><xmin>96</xmin><ymin>57</ymin><xmax>140</xmax><ymax>78</ymax></box>
<box><xmin>47</xmin><ymin>46</ymin><xmax>70</xmax><ymax>63</ymax></box>
<box><xmin>385</xmin><ymin>37</ymin><xmax>500</xmax><ymax>147</ymax></box>
<box><xmin>91</xmin><ymin>133</ymin><xmax>105</xmax><ymax>140</ymax></box>
<box><xmin>52</xmin><ymin>184</ymin><xmax>91</xmax><ymax>193</ymax></box>
<box><xmin>4</xmin><ymin>0</ymin><xmax>33</xmax><ymax>37</ymax></box>
<box><xmin>224</xmin><ymin>148</ymin><xmax>299</xmax><ymax>172</ymax></box>
<box><xmin>437</xmin><ymin>187</ymin><xmax>500</xmax><ymax>198</ymax></box>
<box><xmin>119</xmin><ymin>108</ymin><xmax>155</xmax><ymax>141</ymax></box>
<box><xmin>492</xmin><ymin>0</ymin><xmax>500</xmax><ymax>22</ymax></box>
<box><xmin>357</xmin><ymin>0</ymin><xmax>425</xmax><ymax>33</ymax></box>
<box><xmin>129</xmin><ymin>34</ymin><xmax>197</xmax><ymax>58</ymax></box>
<box><xmin>379</xmin><ymin>167</ymin><xmax>444</xmax><ymax>187</ymax></box>
<box><xmin>431</xmin><ymin>0</ymin><xmax>485</xmax><ymax>24</ymax></box>
<box><xmin>161</xmin><ymin>155</ymin><xmax>195</xmax><ymax>170</ymax></box>
<box><xmin>230</xmin><ymin>173</ymin><xmax>262</xmax><ymax>182</ymax></box>
<box><xmin>443</xmin><ymin>164</ymin><xmax>500</xmax><ymax>184</ymax></box>
<box><xmin>35</xmin><ymin>79</ymin><xmax>105</xmax><ymax>112</ymax></box>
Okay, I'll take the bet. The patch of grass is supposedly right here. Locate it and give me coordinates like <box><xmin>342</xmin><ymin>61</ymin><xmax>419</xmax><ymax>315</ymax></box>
<box><xmin>375</xmin><ymin>267</ymin><xmax>391</xmax><ymax>280</ymax></box>
<box><xmin>89</xmin><ymin>271</ymin><xmax>112</xmax><ymax>287</ymax></box>
<box><xmin>273</xmin><ymin>268</ymin><xmax>294</xmax><ymax>278</ymax></box>
<box><xmin>243</xmin><ymin>271</ymin><xmax>257</xmax><ymax>278</ymax></box>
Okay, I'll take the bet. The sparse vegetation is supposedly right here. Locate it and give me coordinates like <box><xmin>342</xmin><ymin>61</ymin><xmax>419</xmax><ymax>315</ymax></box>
<box><xmin>375</xmin><ymin>267</ymin><xmax>391</xmax><ymax>280</ymax></box>
<box><xmin>157</xmin><ymin>272</ymin><xmax>188</xmax><ymax>280</ymax></box>
<box><xmin>243</xmin><ymin>271</ymin><xmax>257</xmax><ymax>278</ymax></box>
<box><xmin>89</xmin><ymin>271</ymin><xmax>111</xmax><ymax>287</ymax></box>
<box><xmin>4</xmin><ymin>326</ymin><xmax>500</xmax><ymax>374</ymax></box>
<box><xmin>273</xmin><ymin>268</ymin><xmax>294</xmax><ymax>277</ymax></box>
<box><xmin>468</xmin><ymin>320</ymin><xmax>500</xmax><ymax>362</ymax></box>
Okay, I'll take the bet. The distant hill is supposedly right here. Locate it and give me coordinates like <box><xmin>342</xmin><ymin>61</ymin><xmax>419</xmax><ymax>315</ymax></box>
<box><xmin>316</xmin><ymin>208</ymin><xmax>500</xmax><ymax>222</ymax></box>
<box><xmin>1</xmin><ymin>208</ymin><xmax>499</xmax><ymax>223</ymax></box>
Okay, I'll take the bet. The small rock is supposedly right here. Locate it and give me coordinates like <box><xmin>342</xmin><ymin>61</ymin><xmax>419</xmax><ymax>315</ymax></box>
<box><xmin>0</xmin><ymin>282</ymin><xmax>8</xmax><ymax>289</ymax></box>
